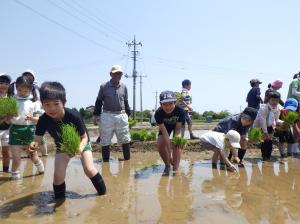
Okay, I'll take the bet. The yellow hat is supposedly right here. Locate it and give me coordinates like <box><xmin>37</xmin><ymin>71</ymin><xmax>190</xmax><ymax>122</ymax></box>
<box><xmin>110</xmin><ymin>65</ymin><xmax>123</xmax><ymax>74</ymax></box>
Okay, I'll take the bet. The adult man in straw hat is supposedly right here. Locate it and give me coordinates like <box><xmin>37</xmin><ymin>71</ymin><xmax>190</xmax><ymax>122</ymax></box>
<box><xmin>93</xmin><ymin>65</ymin><xmax>131</xmax><ymax>162</ymax></box>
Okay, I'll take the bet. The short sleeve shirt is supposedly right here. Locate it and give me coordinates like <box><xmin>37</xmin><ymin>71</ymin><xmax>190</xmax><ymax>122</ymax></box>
<box><xmin>213</xmin><ymin>114</ymin><xmax>250</xmax><ymax>136</ymax></box>
<box><xmin>246</xmin><ymin>87</ymin><xmax>261</xmax><ymax>109</ymax></box>
<box><xmin>287</xmin><ymin>79</ymin><xmax>300</xmax><ymax>102</ymax></box>
<box><xmin>154</xmin><ymin>105</ymin><xmax>185</xmax><ymax>135</ymax></box>
<box><xmin>200</xmin><ymin>131</ymin><xmax>225</xmax><ymax>150</ymax></box>
<box><xmin>36</xmin><ymin>108</ymin><xmax>87</xmax><ymax>148</ymax></box>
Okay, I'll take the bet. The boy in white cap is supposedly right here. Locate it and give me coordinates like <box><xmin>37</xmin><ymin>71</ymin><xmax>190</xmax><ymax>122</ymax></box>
<box><xmin>93</xmin><ymin>65</ymin><xmax>131</xmax><ymax>162</ymax></box>
<box><xmin>200</xmin><ymin>130</ymin><xmax>241</xmax><ymax>172</ymax></box>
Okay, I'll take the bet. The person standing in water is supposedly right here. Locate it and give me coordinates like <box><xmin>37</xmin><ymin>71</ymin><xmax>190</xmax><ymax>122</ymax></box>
<box><xmin>93</xmin><ymin>65</ymin><xmax>131</xmax><ymax>162</ymax></box>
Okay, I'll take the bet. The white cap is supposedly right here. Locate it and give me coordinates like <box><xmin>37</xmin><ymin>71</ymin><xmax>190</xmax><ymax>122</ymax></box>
<box><xmin>0</xmin><ymin>73</ymin><xmax>12</xmax><ymax>83</ymax></box>
<box><xmin>225</xmin><ymin>130</ymin><xmax>241</xmax><ymax>148</ymax></box>
<box><xmin>110</xmin><ymin>65</ymin><xmax>123</xmax><ymax>74</ymax></box>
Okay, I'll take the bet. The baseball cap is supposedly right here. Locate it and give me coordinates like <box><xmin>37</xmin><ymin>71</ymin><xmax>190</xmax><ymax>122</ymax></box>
<box><xmin>250</xmin><ymin>79</ymin><xmax>262</xmax><ymax>85</ymax></box>
<box><xmin>225</xmin><ymin>130</ymin><xmax>241</xmax><ymax>148</ymax></box>
<box><xmin>284</xmin><ymin>98</ymin><xmax>298</xmax><ymax>111</ymax></box>
<box><xmin>241</xmin><ymin>107</ymin><xmax>257</xmax><ymax>121</ymax></box>
<box><xmin>0</xmin><ymin>73</ymin><xmax>12</xmax><ymax>83</ymax></box>
<box><xmin>159</xmin><ymin>90</ymin><xmax>177</xmax><ymax>103</ymax></box>
<box><xmin>110</xmin><ymin>65</ymin><xmax>123</xmax><ymax>74</ymax></box>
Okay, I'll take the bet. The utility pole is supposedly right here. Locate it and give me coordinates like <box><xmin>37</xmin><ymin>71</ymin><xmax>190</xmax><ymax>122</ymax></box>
<box><xmin>126</xmin><ymin>35</ymin><xmax>142</xmax><ymax>120</ymax></box>
<box><xmin>139</xmin><ymin>73</ymin><xmax>147</xmax><ymax>124</ymax></box>
<box><xmin>153</xmin><ymin>90</ymin><xmax>158</xmax><ymax>110</ymax></box>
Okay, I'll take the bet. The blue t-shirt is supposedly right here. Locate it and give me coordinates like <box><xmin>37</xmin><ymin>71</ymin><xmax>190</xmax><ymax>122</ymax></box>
<box><xmin>213</xmin><ymin>114</ymin><xmax>250</xmax><ymax>136</ymax></box>
<box><xmin>246</xmin><ymin>87</ymin><xmax>261</xmax><ymax>109</ymax></box>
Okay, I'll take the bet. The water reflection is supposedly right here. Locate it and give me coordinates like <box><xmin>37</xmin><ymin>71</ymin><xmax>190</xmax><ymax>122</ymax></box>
<box><xmin>1</xmin><ymin>152</ymin><xmax>300</xmax><ymax>223</ymax></box>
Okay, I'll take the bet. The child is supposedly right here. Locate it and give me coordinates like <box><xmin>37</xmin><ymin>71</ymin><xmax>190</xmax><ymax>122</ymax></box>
<box><xmin>22</xmin><ymin>70</ymin><xmax>48</xmax><ymax>156</ymax></box>
<box><xmin>0</xmin><ymin>73</ymin><xmax>12</xmax><ymax>172</ymax></box>
<box><xmin>213</xmin><ymin>107</ymin><xmax>257</xmax><ymax>165</ymax></box>
<box><xmin>246</xmin><ymin>79</ymin><xmax>263</xmax><ymax>110</ymax></box>
<box><xmin>154</xmin><ymin>90</ymin><xmax>185</xmax><ymax>174</ymax></box>
<box><xmin>177</xmin><ymin>79</ymin><xmax>199</xmax><ymax>139</ymax></box>
<box><xmin>9</xmin><ymin>76</ymin><xmax>44</xmax><ymax>179</ymax></box>
<box><xmin>253</xmin><ymin>91</ymin><xmax>283</xmax><ymax>161</ymax></box>
<box><xmin>264</xmin><ymin>80</ymin><xmax>284</xmax><ymax>106</ymax></box>
<box><xmin>274</xmin><ymin>98</ymin><xmax>298</xmax><ymax>157</ymax></box>
<box><xmin>200</xmin><ymin>130</ymin><xmax>241</xmax><ymax>172</ymax></box>
<box><xmin>29</xmin><ymin>82</ymin><xmax>106</xmax><ymax>198</ymax></box>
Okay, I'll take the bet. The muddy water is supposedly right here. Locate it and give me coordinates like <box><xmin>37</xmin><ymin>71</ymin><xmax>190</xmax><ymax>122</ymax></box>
<box><xmin>1</xmin><ymin>152</ymin><xmax>300</xmax><ymax>224</ymax></box>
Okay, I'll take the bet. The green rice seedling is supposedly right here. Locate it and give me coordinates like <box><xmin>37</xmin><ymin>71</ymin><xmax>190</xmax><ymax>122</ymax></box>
<box><xmin>129</xmin><ymin>120</ymin><xmax>138</xmax><ymax>129</ymax></box>
<box><xmin>144</xmin><ymin>131</ymin><xmax>157</xmax><ymax>141</ymax></box>
<box><xmin>248</xmin><ymin>128</ymin><xmax>263</xmax><ymax>143</ymax></box>
<box><xmin>0</xmin><ymin>97</ymin><xmax>18</xmax><ymax>118</ymax></box>
<box><xmin>138</xmin><ymin>130</ymin><xmax>148</xmax><ymax>141</ymax></box>
<box><xmin>282</xmin><ymin>111</ymin><xmax>299</xmax><ymax>124</ymax></box>
<box><xmin>172</xmin><ymin>136</ymin><xmax>188</xmax><ymax>148</ymax></box>
<box><xmin>60</xmin><ymin>124</ymin><xmax>81</xmax><ymax>157</ymax></box>
<box><xmin>131</xmin><ymin>131</ymin><xmax>141</xmax><ymax>141</ymax></box>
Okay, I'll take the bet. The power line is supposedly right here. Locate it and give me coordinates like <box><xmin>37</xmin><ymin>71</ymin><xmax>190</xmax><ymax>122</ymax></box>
<box><xmin>61</xmin><ymin>0</ymin><xmax>129</xmax><ymax>42</ymax></box>
<box><xmin>72</xmin><ymin>0</ymin><xmax>131</xmax><ymax>40</ymax></box>
<box><xmin>47</xmin><ymin>0</ymin><xmax>124</xmax><ymax>43</ymax></box>
<box><xmin>14</xmin><ymin>0</ymin><xmax>122</xmax><ymax>54</ymax></box>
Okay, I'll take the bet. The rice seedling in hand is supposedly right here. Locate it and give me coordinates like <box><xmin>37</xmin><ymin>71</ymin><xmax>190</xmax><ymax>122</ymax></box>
<box><xmin>248</xmin><ymin>128</ymin><xmax>263</xmax><ymax>143</ymax></box>
<box><xmin>172</xmin><ymin>136</ymin><xmax>188</xmax><ymax>148</ymax></box>
<box><xmin>60</xmin><ymin>124</ymin><xmax>81</xmax><ymax>157</ymax></box>
<box><xmin>0</xmin><ymin>97</ymin><xmax>18</xmax><ymax>119</ymax></box>
<box><xmin>282</xmin><ymin>111</ymin><xmax>299</xmax><ymax>125</ymax></box>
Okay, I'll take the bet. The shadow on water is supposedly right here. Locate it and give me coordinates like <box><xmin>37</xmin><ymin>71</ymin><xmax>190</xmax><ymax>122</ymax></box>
<box><xmin>0</xmin><ymin>191</ymin><xmax>97</xmax><ymax>219</ymax></box>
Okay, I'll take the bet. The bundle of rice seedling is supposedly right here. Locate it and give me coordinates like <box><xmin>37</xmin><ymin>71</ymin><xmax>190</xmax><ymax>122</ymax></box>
<box><xmin>129</xmin><ymin>120</ymin><xmax>138</xmax><ymax>129</ymax></box>
<box><xmin>248</xmin><ymin>128</ymin><xmax>263</xmax><ymax>143</ymax></box>
<box><xmin>131</xmin><ymin>130</ymin><xmax>157</xmax><ymax>141</ymax></box>
<box><xmin>172</xmin><ymin>136</ymin><xmax>188</xmax><ymax>148</ymax></box>
<box><xmin>131</xmin><ymin>131</ymin><xmax>141</xmax><ymax>141</ymax></box>
<box><xmin>0</xmin><ymin>97</ymin><xmax>18</xmax><ymax>118</ymax></box>
<box><xmin>60</xmin><ymin>124</ymin><xmax>81</xmax><ymax>157</ymax></box>
<box><xmin>144</xmin><ymin>131</ymin><xmax>157</xmax><ymax>141</ymax></box>
<box><xmin>282</xmin><ymin>111</ymin><xmax>299</xmax><ymax>124</ymax></box>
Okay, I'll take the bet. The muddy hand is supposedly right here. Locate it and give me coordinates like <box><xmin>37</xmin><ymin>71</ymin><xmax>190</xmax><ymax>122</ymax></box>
<box><xmin>29</xmin><ymin>142</ymin><xmax>39</xmax><ymax>152</ymax></box>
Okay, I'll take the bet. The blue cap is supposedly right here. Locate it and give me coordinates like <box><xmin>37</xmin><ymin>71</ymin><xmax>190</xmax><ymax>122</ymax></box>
<box><xmin>284</xmin><ymin>98</ymin><xmax>298</xmax><ymax>111</ymax></box>
<box><xmin>159</xmin><ymin>90</ymin><xmax>177</xmax><ymax>103</ymax></box>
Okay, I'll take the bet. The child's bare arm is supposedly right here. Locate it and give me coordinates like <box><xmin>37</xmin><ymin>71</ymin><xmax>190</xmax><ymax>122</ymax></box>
<box><xmin>158</xmin><ymin>124</ymin><xmax>171</xmax><ymax>149</ymax></box>
<box><xmin>219</xmin><ymin>150</ymin><xmax>236</xmax><ymax>172</ymax></box>
<box><xmin>80</xmin><ymin>132</ymin><xmax>89</xmax><ymax>153</ymax></box>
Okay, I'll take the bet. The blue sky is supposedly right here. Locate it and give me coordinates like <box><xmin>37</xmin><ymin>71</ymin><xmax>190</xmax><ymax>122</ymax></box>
<box><xmin>1</xmin><ymin>0</ymin><xmax>299</xmax><ymax>114</ymax></box>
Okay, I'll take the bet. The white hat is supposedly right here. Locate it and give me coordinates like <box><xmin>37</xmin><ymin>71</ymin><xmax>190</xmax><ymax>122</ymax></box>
<box><xmin>225</xmin><ymin>130</ymin><xmax>241</xmax><ymax>148</ymax></box>
<box><xmin>110</xmin><ymin>65</ymin><xmax>123</xmax><ymax>74</ymax></box>
<box><xmin>0</xmin><ymin>73</ymin><xmax>12</xmax><ymax>82</ymax></box>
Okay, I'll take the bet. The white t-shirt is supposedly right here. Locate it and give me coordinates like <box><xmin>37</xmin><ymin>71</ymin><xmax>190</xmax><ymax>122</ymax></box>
<box><xmin>200</xmin><ymin>131</ymin><xmax>225</xmax><ymax>150</ymax></box>
<box><xmin>12</xmin><ymin>96</ymin><xmax>42</xmax><ymax>125</ymax></box>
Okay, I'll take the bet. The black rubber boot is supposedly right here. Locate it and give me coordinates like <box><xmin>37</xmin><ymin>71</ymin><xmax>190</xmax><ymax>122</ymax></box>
<box><xmin>238</xmin><ymin>149</ymin><xmax>246</xmax><ymax>162</ymax></box>
<box><xmin>3</xmin><ymin>165</ymin><xmax>9</xmax><ymax>173</ymax></box>
<box><xmin>228</xmin><ymin>152</ymin><xmax>233</xmax><ymax>161</ymax></box>
<box><xmin>261</xmin><ymin>141</ymin><xmax>267</xmax><ymax>160</ymax></box>
<box><xmin>90</xmin><ymin>172</ymin><xmax>106</xmax><ymax>195</ymax></box>
<box><xmin>122</xmin><ymin>143</ymin><xmax>131</xmax><ymax>160</ymax></box>
<box><xmin>102</xmin><ymin>145</ymin><xmax>110</xmax><ymax>162</ymax></box>
<box><xmin>266</xmin><ymin>141</ymin><xmax>273</xmax><ymax>159</ymax></box>
<box><xmin>53</xmin><ymin>182</ymin><xmax>66</xmax><ymax>199</ymax></box>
